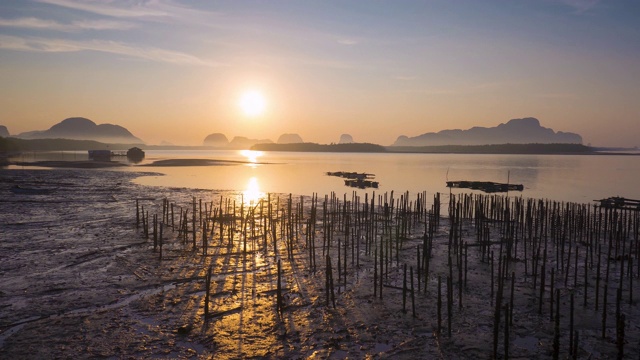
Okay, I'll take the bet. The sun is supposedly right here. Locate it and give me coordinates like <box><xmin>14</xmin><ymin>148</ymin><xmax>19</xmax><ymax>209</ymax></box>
<box><xmin>239</xmin><ymin>90</ymin><xmax>266</xmax><ymax>117</ymax></box>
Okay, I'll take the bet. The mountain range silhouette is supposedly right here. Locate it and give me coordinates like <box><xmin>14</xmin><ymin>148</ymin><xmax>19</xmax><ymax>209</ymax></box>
<box><xmin>14</xmin><ymin>117</ymin><xmax>143</xmax><ymax>144</ymax></box>
<box><xmin>393</xmin><ymin>117</ymin><xmax>582</xmax><ymax>146</ymax></box>
<box><xmin>2</xmin><ymin>117</ymin><xmax>582</xmax><ymax>147</ymax></box>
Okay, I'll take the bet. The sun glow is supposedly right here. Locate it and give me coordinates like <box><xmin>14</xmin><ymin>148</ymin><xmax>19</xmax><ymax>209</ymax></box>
<box><xmin>240</xmin><ymin>149</ymin><xmax>263</xmax><ymax>164</ymax></box>
<box><xmin>239</xmin><ymin>90</ymin><xmax>266</xmax><ymax>117</ymax></box>
<box><xmin>243</xmin><ymin>177</ymin><xmax>265</xmax><ymax>205</ymax></box>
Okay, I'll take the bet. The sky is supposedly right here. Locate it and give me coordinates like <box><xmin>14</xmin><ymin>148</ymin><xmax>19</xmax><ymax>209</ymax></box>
<box><xmin>1</xmin><ymin>0</ymin><xmax>639</xmax><ymax>147</ymax></box>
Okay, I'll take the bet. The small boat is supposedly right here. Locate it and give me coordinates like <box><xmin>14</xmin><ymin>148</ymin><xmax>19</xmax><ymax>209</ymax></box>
<box><xmin>446</xmin><ymin>181</ymin><xmax>523</xmax><ymax>193</ymax></box>
<box><xmin>10</xmin><ymin>185</ymin><xmax>55</xmax><ymax>195</ymax></box>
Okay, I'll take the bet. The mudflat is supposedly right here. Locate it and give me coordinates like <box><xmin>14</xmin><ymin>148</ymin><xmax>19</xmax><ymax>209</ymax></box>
<box><xmin>1</xmin><ymin>168</ymin><xmax>638</xmax><ymax>359</ymax></box>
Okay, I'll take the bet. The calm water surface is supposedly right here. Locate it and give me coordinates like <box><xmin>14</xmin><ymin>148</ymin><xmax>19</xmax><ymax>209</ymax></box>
<box><xmin>8</xmin><ymin>150</ymin><xmax>639</xmax><ymax>205</ymax></box>
<box><xmin>130</xmin><ymin>150</ymin><xmax>640</xmax><ymax>205</ymax></box>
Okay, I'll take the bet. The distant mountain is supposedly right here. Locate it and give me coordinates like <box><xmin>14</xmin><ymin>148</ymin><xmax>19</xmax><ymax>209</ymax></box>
<box><xmin>228</xmin><ymin>136</ymin><xmax>273</xmax><ymax>149</ymax></box>
<box><xmin>388</xmin><ymin>143</ymin><xmax>592</xmax><ymax>154</ymax></box>
<box><xmin>203</xmin><ymin>133</ymin><xmax>229</xmax><ymax>147</ymax></box>
<box><xmin>0</xmin><ymin>125</ymin><xmax>9</xmax><ymax>137</ymax></box>
<box><xmin>339</xmin><ymin>134</ymin><xmax>354</xmax><ymax>144</ymax></box>
<box><xmin>16</xmin><ymin>117</ymin><xmax>143</xmax><ymax>144</ymax></box>
<box><xmin>252</xmin><ymin>142</ymin><xmax>386</xmax><ymax>153</ymax></box>
<box><xmin>277</xmin><ymin>133</ymin><xmax>304</xmax><ymax>144</ymax></box>
<box><xmin>393</xmin><ymin>117</ymin><xmax>582</xmax><ymax>146</ymax></box>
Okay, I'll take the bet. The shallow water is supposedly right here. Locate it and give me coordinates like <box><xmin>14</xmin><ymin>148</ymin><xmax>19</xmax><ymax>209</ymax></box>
<box><xmin>137</xmin><ymin>150</ymin><xmax>639</xmax><ymax>205</ymax></box>
<box><xmin>8</xmin><ymin>149</ymin><xmax>640</xmax><ymax>204</ymax></box>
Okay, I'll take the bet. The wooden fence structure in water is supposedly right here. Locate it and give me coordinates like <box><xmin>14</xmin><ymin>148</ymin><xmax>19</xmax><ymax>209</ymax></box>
<box><xmin>134</xmin><ymin>189</ymin><xmax>640</xmax><ymax>358</ymax></box>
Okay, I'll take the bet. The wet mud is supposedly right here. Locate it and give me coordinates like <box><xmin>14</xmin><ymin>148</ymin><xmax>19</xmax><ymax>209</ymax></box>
<box><xmin>1</xmin><ymin>168</ymin><xmax>639</xmax><ymax>359</ymax></box>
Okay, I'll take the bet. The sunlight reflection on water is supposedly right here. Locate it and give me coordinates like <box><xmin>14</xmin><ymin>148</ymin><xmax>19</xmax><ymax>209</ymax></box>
<box><xmin>8</xmin><ymin>150</ymin><xmax>640</xmax><ymax>205</ymax></box>
<box><xmin>242</xmin><ymin>177</ymin><xmax>266</xmax><ymax>205</ymax></box>
<box><xmin>129</xmin><ymin>151</ymin><xmax>640</xmax><ymax>205</ymax></box>
<box><xmin>240</xmin><ymin>150</ymin><xmax>263</xmax><ymax>165</ymax></box>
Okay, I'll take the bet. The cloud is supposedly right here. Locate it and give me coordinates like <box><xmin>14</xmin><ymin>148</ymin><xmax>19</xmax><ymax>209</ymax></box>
<box><xmin>72</xmin><ymin>19</ymin><xmax>136</xmax><ymax>30</ymax></box>
<box><xmin>0</xmin><ymin>35</ymin><xmax>220</xmax><ymax>66</ymax></box>
<box><xmin>559</xmin><ymin>0</ymin><xmax>600</xmax><ymax>13</ymax></box>
<box><xmin>258</xmin><ymin>50</ymin><xmax>361</xmax><ymax>70</ymax></box>
<box><xmin>337</xmin><ymin>38</ymin><xmax>358</xmax><ymax>46</ymax></box>
<box><xmin>36</xmin><ymin>0</ymin><xmax>170</xmax><ymax>19</ymax></box>
<box><xmin>0</xmin><ymin>17</ymin><xmax>135</xmax><ymax>31</ymax></box>
<box><xmin>35</xmin><ymin>0</ymin><xmax>221</xmax><ymax>24</ymax></box>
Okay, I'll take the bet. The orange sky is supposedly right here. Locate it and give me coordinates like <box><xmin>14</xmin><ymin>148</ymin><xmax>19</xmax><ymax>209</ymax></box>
<box><xmin>1</xmin><ymin>1</ymin><xmax>639</xmax><ymax>147</ymax></box>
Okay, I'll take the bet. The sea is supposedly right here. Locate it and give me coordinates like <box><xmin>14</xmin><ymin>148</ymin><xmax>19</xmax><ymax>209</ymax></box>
<box><xmin>7</xmin><ymin>149</ymin><xmax>640</xmax><ymax>206</ymax></box>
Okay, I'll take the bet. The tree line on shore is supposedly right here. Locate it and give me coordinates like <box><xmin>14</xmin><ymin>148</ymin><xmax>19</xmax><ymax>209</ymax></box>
<box><xmin>1</xmin><ymin>136</ymin><xmax>595</xmax><ymax>155</ymax></box>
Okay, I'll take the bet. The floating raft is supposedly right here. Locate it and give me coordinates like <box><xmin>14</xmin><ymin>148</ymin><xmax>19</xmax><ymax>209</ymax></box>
<box><xmin>326</xmin><ymin>171</ymin><xmax>375</xmax><ymax>180</ymax></box>
<box><xmin>344</xmin><ymin>179</ymin><xmax>379</xmax><ymax>189</ymax></box>
<box><xmin>327</xmin><ymin>171</ymin><xmax>379</xmax><ymax>189</ymax></box>
<box><xmin>446</xmin><ymin>181</ymin><xmax>524</xmax><ymax>193</ymax></box>
<box><xmin>595</xmin><ymin>197</ymin><xmax>640</xmax><ymax>210</ymax></box>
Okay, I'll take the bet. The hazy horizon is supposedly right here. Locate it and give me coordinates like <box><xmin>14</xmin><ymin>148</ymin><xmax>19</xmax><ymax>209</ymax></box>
<box><xmin>1</xmin><ymin>1</ymin><xmax>639</xmax><ymax>147</ymax></box>
<box><xmin>4</xmin><ymin>115</ymin><xmax>590</xmax><ymax>148</ymax></box>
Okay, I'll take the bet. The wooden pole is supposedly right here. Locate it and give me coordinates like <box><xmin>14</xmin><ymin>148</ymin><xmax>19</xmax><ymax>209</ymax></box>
<box><xmin>437</xmin><ymin>275</ymin><xmax>442</xmax><ymax>336</ymax></box>
<box><xmin>553</xmin><ymin>290</ymin><xmax>560</xmax><ymax>360</ymax></box>
<box><xmin>410</xmin><ymin>266</ymin><xmax>416</xmax><ymax>318</ymax></box>
<box><xmin>204</xmin><ymin>265</ymin><xmax>212</xmax><ymax>320</ymax></box>
<box><xmin>402</xmin><ymin>263</ymin><xmax>407</xmax><ymax>314</ymax></box>
<box><xmin>277</xmin><ymin>259</ymin><xmax>283</xmax><ymax>315</ymax></box>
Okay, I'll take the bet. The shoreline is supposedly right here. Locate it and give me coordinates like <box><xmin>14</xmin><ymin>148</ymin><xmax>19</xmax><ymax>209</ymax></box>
<box><xmin>8</xmin><ymin>158</ymin><xmax>257</xmax><ymax>169</ymax></box>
